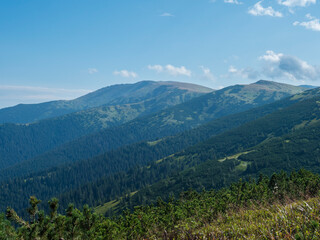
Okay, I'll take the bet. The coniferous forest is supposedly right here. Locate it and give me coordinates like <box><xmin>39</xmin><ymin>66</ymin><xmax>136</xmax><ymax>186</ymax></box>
<box><xmin>3</xmin><ymin>170</ymin><xmax>320</xmax><ymax>239</ymax></box>
<box><xmin>1</xmin><ymin>81</ymin><xmax>320</xmax><ymax>239</ymax></box>
<box><xmin>3</xmin><ymin>0</ymin><xmax>320</xmax><ymax>238</ymax></box>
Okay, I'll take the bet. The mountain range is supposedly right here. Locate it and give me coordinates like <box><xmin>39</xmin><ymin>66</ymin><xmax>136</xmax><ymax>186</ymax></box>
<box><xmin>0</xmin><ymin>81</ymin><xmax>212</xmax><ymax>124</ymax></box>
<box><xmin>0</xmin><ymin>81</ymin><xmax>211</xmax><ymax>170</ymax></box>
<box><xmin>0</xmin><ymin>80</ymin><xmax>306</xmax><ymax>178</ymax></box>
<box><xmin>0</xmin><ymin>79</ymin><xmax>317</xmax><ymax>217</ymax></box>
<box><xmin>59</xmin><ymin>87</ymin><xmax>320</xmax><ymax>214</ymax></box>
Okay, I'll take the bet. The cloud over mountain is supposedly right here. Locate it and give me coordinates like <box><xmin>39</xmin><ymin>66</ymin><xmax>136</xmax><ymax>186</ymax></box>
<box><xmin>148</xmin><ymin>64</ymin><xmax>192</xmax><ymax>77</ymax></box>
<box><xmin>113</xmin><ymin>70</ymin><xmax>138</xmax><ymax>78</ymax></box>
<box><xmin>260</xmin><ymin>50</ymin><xmax>320</xmax><ymax>81</ymax></box>
<box><xmin>227</xmin><ymin>51</ymin><xmax>320</xmax><ymax>82</ymax></box>
<box><xmin>200</xmin><ymin>66</ymin><xmax>216</xmax><ymax>81</ymax></box>
<box><xmin>228</xmin><ymin>66</ymin><xmax>260</xmax><ymax>79</ymax></box>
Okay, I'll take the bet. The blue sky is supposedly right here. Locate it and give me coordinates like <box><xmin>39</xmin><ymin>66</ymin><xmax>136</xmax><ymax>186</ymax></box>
<box><xmin>1</xmin><ymin>0</ymin><xmax>320</xmax><ymax>108</ymax></box>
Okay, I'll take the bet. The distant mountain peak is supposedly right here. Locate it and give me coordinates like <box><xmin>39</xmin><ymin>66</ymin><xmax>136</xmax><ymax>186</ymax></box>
<box><xmin>155</xmin><ymin>81</ymin><xmax>213</xmax><ymax>93</ymax></box>
<box><xmin>247</xmin><ymin>80</ymin><xmax>307</xmax><ymax>93</ymax></box>
<box><xmin>253</xmin><ymin>80</ymin><xmax>310</xmax><ymax>89</ymax></box>
<box><xmin>254</xmin><ymin>80</ymin><xmax>277</xmax><ymax>85</ymax></box>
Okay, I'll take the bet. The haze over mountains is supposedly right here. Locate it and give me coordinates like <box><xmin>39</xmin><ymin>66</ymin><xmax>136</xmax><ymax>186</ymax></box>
<box><xmin>1</xmin><ymin>79</ymin><xmax>318</xmax><ymax>218</ymax></box>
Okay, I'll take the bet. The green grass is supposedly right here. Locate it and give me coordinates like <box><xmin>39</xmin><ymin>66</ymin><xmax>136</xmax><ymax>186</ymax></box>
<box><xmin>147</xmin><ymin>139</ymin><xmax>163</xmax><ymax>146</ymax></box>
<box><xmin>95</xmin><ymin>199</ymin><xmax>120</xmax><ymax>215</ymax></box>
<box><xmin>94</xmin><ymin>191</ymin><xmax>138</xmax><ymax>215</ymax></box>
<box><xmin>199</xmin><ymin>198</ymin><xmax>320</xmax><ymax>239</ymax></box>
<box><xmin>218</xmin><ymin>150</ymin><xmax>254</xmax><ymax>162</ymax></box>
<box><xmin>234</xmin><ymin>160</ymin><xmax>250</xmax><ymax>172</ymax></box>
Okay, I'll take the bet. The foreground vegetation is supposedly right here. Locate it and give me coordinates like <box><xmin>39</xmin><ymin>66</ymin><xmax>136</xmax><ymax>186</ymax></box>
<box><xmin>2</xmin><ymin>169</ymin><xmax>320</xmax><ymax>239</ymax></box>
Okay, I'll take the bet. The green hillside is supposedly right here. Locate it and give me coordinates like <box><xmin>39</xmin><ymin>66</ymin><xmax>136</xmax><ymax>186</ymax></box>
<box><xmin>54</xmin><ymin>91</ymin><xmax>320</xmax><ymax>213</ymax></box>
<box><xmin>0</xmin><ymin>80</ymin><xmax>306</xmax><ymax>179</ymax></box>
<box><xmin>0</xmin><ymin>91</ymin><xmax>301</xmax><ymax>213</ymax></box>
<box><xmin>1</xmin><ymin>83</ymin><xmax>320</xmax><ymax>239</ymax></box>
<box><xmin>0</xmin><ymin>81</ymin><xmax>312</xmax><ymax>215</ymax></box>
<box><xmin>3</xmin><ymin>170</ymin><xmax>320</xmax><ymax>239</ymax></box>
<box><xmin>123</xmin><ymin>96</ymin><xmax>320</xmax><ymax>210</ymax></box>
<box><xmin>0</xmin><ymin>81</ymin><xmax>210</xmax><ymax>170</ymax></box>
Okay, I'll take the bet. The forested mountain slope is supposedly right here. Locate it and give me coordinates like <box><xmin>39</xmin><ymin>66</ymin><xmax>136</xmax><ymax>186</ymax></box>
<box><xmin>0</xmin><ymin>80</ymin><xmax>306</xmax><ymax>179</ymax></box>
<box><xmin>123</xmin><ymin>97</ymin><xmax>320</xmax><ymax>209</ymax></box>
<box><xmin>4</xmin><ymin>170</ymin><xmax>320</xmax><ymax>239</ymax></box>
<box><xmin>0</xmin><ymin>81</ymin><xmax>212</xmax><ymax>124</ymax></box>
<box><xmin>0</xmin><ymin>81</ymin><xmax>211</xmax><ymax>170</ymax></box>
<box><xmin>0</xmin><ymin>91</ymin><xmax>301</xmax><ymax>212</ymax></box>
<box><xmin>54</xmin><ymin>91</ymin><xmax>320</xmax><ymax>212</ymax></box>
<box><xmin>1</xmin><ymin>87</ymin><xmax>319</xmax><ymax>215</ymax></box>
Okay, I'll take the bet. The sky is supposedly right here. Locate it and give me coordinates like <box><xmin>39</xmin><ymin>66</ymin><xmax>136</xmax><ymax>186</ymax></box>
<box><xmin>1</xmin><ymin>0</ymin><xmax>320</xmax><ymax>108</ymax></box>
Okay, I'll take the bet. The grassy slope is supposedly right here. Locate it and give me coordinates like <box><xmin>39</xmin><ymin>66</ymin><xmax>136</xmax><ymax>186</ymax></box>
<box><xmin>205</xmin><ymin>198</ymin><xmax>320</xmax><ymax>240</ymax></box>
<box><xmin>118</xmin><ymin>170</ymin><xmax>320</xmax><ymax>240</ymax></box>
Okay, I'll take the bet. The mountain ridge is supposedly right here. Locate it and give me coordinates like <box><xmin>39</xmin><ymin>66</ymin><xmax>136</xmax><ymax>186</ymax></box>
<box><xmin>0</xmin><ymin>80</ymin><xmax>307</xmax><ymax>178</ymax></box>
<box><xmin>0</xmin><ymin>81</ymin><xmax>212</xmax><ymax>124</ymax></box>
<box><xmin>0</xmin><ymin>81</ymin><xmax>211</xmax><ymax>170</ymax></box>
<box><xmin>0</xmin><ymin>83</ymin><xmax>316</xmax><ymax>215</ymax></box>
<box><xmin>49</xmin><ymin>88</ymin><xmax>320</xmax><ymax>213</ymax></box>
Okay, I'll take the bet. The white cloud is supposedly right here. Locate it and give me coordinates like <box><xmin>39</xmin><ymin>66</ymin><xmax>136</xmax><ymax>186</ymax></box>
<box><xmin>226</xmin><ymin>51</ymin><xmax>320</xmax><ymax>82</ymax></box>
<box><xmin>306</xmin><ymin>13</ymin><xmax>315</xmax><ymax>20</ymax></box>
<box><xmin>148</xmin><ymin>64</ymin><xmax>192</xmax><ymax>77</ymax></box>
<box><xmin>200</xmin><ymin>66</ymin><xmax>215</xmax><ymax>81</ymax></box>
<box><xmin>278</xmin><ymin>0</ymin><xmax>316</xmax><ymax>7</ymax></box>
<box><xmin>228</xmin><ymin>66</ymin><xmax>260</xmax><ymax>79</ymax></box>
<box><xmin>259</xmin><ymin>50</ymin><xmax>284</xmax><ymax>62</ymax></box>
<box><xmin>88</xmin><ymin>68</ymin><xmax>98</xmax><ymax>74</ymax></box>
<box><xmin>228</xmin><ymin>66</ymin><xmax>238</xmax><ymax>74</ymax></box>
<box><xmin>224</xmin><ymin>0</ymin><xmax>243</xmax><ymax>4</ymax></box>
<box><xmin>248</xmin><ymin>1</ymin><xmax>283</xmax><ymax>17</ymax></box>
<box><xmin>113</xmin><ymin>70</ymin><xmax>138</xmax><ymax>78</ymax></box>
<box><xmin>293</xmin><ymin>14</ymin><xmax>320</xmax><ymax>31</ymax></box>
<box><xmin>148</xmin><ymin>65</ymin><xmax>164</xmax><ymax>73</ymax></box>
<box><xmin>166</xmin><ymin>65</ymin><xmax>191</xmax><ymax>76</ymax></box>
<box><xmin>160</xmin><ymin>12</ymin><xmax>174</xmax><ymax>17</ymax></box>
<box><xmin>259</xmin><ymin>50</ymin><xmax>320</xmax><ymax>81</ymax></box>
